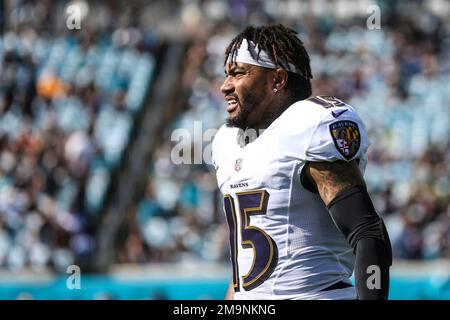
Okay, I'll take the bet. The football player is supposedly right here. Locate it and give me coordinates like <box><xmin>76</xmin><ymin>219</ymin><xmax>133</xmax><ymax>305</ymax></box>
<box><xmin>211</xmin><ymin>24</ymin><xmax>392</xmax><ymax>300</ymax></box>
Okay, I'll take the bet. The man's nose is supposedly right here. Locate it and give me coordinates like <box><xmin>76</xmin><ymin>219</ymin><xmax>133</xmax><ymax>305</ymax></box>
<box><xmin>220</xmin><ymin>77</ymin><xmax>234</xmax><ymax>95</ymax></box>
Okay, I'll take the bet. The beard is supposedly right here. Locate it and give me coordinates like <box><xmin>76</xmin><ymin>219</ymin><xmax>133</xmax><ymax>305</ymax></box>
<box><xmin>226</xmin><ymin>104</ymin><xmax>251</xmax><ymax>129</ymax></box>
<box><xmin>225</xmin><ymin>90</ymin><xmax>265</xmax><ymax>130</ymax></box>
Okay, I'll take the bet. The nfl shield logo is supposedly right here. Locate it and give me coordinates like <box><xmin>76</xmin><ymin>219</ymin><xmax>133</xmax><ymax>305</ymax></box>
<box><xmin>234</xmin><ymin>158</ymin><xmax>243</xmax><ymax>172</ymax></box>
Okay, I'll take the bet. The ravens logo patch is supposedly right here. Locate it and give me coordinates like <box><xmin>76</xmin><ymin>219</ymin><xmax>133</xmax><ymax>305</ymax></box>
<box><xmin>329</xmin><ymin>120</ymin><xmax>361</xmax><ymax>160</ymax></box>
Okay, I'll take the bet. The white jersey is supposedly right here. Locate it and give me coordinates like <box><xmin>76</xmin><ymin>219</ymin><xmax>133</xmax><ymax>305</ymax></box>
<box><xmin>211</xmin><ymin>96</ymin><xmax>370</xmax><ymax>300</ymax></box>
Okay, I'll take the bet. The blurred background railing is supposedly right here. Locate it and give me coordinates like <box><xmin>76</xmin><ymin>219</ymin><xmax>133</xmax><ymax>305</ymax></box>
<box><xmin>1</xmin><ymin>261</ymin><xmax>450</xmax><ymax>300</ymax></box>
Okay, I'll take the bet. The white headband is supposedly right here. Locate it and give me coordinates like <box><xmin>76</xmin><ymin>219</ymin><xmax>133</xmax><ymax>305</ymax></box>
<box><xmin>230</xmin><ymin>38</ymin><xmax>299</xmax><ymax>74</ymax></box>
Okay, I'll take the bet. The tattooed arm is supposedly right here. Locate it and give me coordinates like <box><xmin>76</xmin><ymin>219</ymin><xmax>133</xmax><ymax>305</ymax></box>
<box><xmin>304</xmin><ymin>160</ymin><xmax>365</xmax><ymax>206</ymax></box>
<box><xmin>304</xmin><ymin>160</ymin><xmax>392</xmax><ymax>300</ymax></box>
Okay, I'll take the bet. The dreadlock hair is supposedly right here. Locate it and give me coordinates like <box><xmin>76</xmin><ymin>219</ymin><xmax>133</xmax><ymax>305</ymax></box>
<box><xmin>225</xmin><ymin>24</ymin><xmax>313</xmax><ymax>101</ymax></box>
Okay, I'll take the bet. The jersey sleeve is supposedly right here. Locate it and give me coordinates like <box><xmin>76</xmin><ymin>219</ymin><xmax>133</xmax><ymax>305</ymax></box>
<box><xmin>305</xmin><ymin>106</ymin><xmax>370</xmax><ymax>163</ymax></box>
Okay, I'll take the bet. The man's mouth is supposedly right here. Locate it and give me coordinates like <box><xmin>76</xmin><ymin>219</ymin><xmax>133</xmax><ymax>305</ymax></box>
<box><xmin>226</xmin><ymin>97</ymin><xmax>239</xmax><ymax>113</ymax></box>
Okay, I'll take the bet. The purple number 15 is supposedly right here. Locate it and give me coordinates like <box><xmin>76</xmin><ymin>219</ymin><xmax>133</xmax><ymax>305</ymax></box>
<box><xmin>224</xmin><ymin>190</ymin><xmax>278</xmax><ymax>291</ymax></box>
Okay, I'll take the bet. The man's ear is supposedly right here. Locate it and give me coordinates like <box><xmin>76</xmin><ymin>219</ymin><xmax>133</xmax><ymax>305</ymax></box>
<box><xmin>273</xmin><ymin>68</ymin><xmax>289</xmax><ymax>92</ymax></box>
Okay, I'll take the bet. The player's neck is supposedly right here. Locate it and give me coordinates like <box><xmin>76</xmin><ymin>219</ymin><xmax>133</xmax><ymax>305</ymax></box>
<box><xmin>251</xmin><ymin>96</ymin><xmax>294</xmax><ymax>131</ymax></box>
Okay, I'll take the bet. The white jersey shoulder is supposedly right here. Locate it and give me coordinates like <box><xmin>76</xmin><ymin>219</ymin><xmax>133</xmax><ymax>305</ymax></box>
<box><xmin>272</xmin><ymin>96</ymin><xmax>370</xmax><ymax>163</ymax></box>
<box><xmin>211</xmin><ymin>123</ymin><xmax>240</xmax><ymax>170</ymax></box>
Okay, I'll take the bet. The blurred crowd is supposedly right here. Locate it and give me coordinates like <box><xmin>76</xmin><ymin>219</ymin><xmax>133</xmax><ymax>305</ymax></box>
<box><xmin>0</xmin><ymin>1</ymin><xmax>157</xmax><ymax>271</ymax></box>
<box><xmin>1</xmin><ymin>0</ymin><xmax>449</xmax><ymax>275</ymax></box>
<box><xmin>120</xmin><ymin>0</ymin><xmax>450</xmax><ymax>265</ymax></box>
